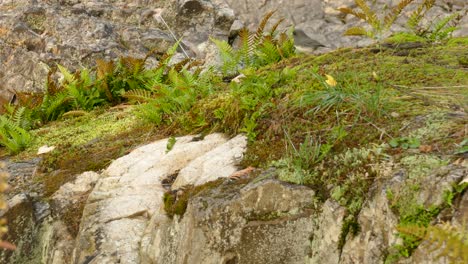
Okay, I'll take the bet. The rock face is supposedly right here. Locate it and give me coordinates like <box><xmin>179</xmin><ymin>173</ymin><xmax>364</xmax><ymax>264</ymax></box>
<box><xmin>222</xmin><ymin>0</ymin><xmax>467</xmax><ymax>50</ymax></box>
<box><xmin>3</xmin><ymin>132</ymin><xmax>467</xmax><ymax>264</ymax></box>
<box><xmin>73</xmin><ymin>133</ymin><xmax>247</xmax><ymax>263</ymax></box>
<box><xmin>141</xmin><ymin>177</ymin><xmax>317</xmax><ymax>263</ymax></box>
<box><xmin>0</xmin><ymin>0</ymin><xmax>234</xmax><ymax>101</ymax></box>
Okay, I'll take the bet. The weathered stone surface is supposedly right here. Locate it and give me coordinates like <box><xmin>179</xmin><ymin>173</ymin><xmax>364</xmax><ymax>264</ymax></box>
<box><xmin>141</xmin><ymin>178</ymin><xmax>317</xmax><ymax>264</ymax></box>
<box><xmin>308</xmin><ymin>200</ymin><xmax>346</xmax><ymax>264</ymax></box>
<box><xmin>51</xmin><ymin>171</ymin><xmax>99</xmax><ymax>213</ymax></box>
<box><xmin>223</xmin><ymin>0</ymin><xmax>467</xmax><ymax>50</ymax></box>
<box><xmin>0</xmin><ymin>193</ymin><xmax>36</xmax><ymax>263</ymax></box>
<box><xmin>172</xmin><ymin>134</ymin><xmax>247</xmax><ymax>189</ymax></box>
<box><xmin>73</xmin><ymin>133</ymin><xmax>247</xmax><ymax>264</ymax></box>
<box><xmin>0</xmin><ymin>0</ymin><xmax>235</xmax><ymax>101</ymax></box>
<box><xmin>341</xmin><ymin>164</ymin><xmax>467</xmax><ymax>264</ymax></box>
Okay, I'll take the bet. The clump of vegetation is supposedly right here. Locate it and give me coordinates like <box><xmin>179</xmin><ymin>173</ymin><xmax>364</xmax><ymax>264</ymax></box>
<box><xmin>340</xmin><ymin>0</ymin><xmax>462</xmax><ymax>43</ymax></box>
<box><xmin>339</xmin><ymin>0</ymin><xmax>418</xmax><ymax>40</ymax></box>
<box><xmin>212</xmin><ymin>11</ymin><xmax>295</xmax><ymax>76</ymax></box>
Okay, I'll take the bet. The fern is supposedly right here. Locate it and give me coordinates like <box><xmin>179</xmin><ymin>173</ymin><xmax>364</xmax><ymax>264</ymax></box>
<box><xmin>341</xmin><ymin>0</ymin><xmax>416</xmax><ymax>40</ymax></box>
<box><xmin>397</xmin><ymin>223</ymin><xmax>468</xmax><ymax>263</ymax></box>
<box><xmin>429</xmin><ymin>13</ymin><xmax>459</xmax><ymax>41</ymax></box>
<box><xmin>122</xmin><ymin>89</ymin><xmax>155</xmax><ymax>103</ymax></box>
<box><xmin>0</xmin><ymin>115</ymin><xmax>32</xmax><ymax>154</ymax></box>
<box><xmin>212</xmin><ymin>11</ymin><xmax>295</xmax><ymax>75</ymax></box>
<box><xmin>384</xmin><ymin>0</ymin><xmax>414</xmax><ymax>30</ymax></box>
<box><xmin>407</xmin><ymin>0</ymin><xmax>435</xmax><ymax>31</ymax></box>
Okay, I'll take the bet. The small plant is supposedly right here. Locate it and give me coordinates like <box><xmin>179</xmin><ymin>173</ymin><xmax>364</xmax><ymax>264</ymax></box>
<box><xmin>298</xmin><ymin>71</ymin><xmax>388</xmax><ymax>119</ymax></box>
<box><xmin>0</xmin><ymin>115</ymin><xmax>32</xmax><ymax>154</ymax></box>
<box><xmin>166</xmin><ymin>136</ymin><xmax>177</xmax><ymax>153</ymax></box>
<box><xmin>406</xmin><ymin>0</ymin><xmax>462</xmax><ymax>42</ymax></box>
<box><xmin>340</xmin><ymin>0</ymin><xmax>416</xmax><ymax>41</ymax></box>
<box><xmin>389</xmin><ymin>137</ymin><xmax>421</xmax><ymax>149</ymax></box>
<box><xmin>212</xmin><ymin>11</ymin><xmax>295</xmax><ymax>75</ymax></box>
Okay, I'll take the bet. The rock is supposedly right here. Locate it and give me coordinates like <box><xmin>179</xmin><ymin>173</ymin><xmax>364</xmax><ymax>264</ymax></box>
<box><xmin>0</xmin><ymin>0</ymin><xmax>235</xmax><ymax>101</ymax></box>
<box><xmin>308</xmin><ymin>200</ymin><xmax>346</xmax><ymax>264</ymax></box>
<box><xmin>73</xmin><ymin>133</ymin><xmax>247</xmax><ymax>263</ymax></box>
<box><xmin>172</xmin><ymin>134</ymin><xmax>247</xmax><ymax>189</ymax></box>
<box><xmin>0</xmin><ymin>193</ymin><xmax>36</xmax><ymax>263</ymax></box>
<box><xmin>222</xmin><ymin>0</ymin><xmax>467</xmax><ymax>49</ymax></box>
<box><xmin>141</xmin><ymin>178</ymin><xmax>317</xmax><ymax>264</ymax></box>
<box><xmin>340</xmin><ymin>164</ymin><xmax>467</xmax><ymax>264</ymax></box>
<box><xmin>51</xmin><ymin>171</ymin><xmax>100</xmax><ymax>213</ymax></box>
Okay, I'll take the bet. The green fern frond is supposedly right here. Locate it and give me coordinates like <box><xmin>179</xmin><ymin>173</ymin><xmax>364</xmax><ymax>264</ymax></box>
<box><xmin>384</xmin><ymin>0</ymin><xmax>414</xmax><ymax>29</ymax></box>
<box><xmin>429</xmin><ymin>13</ymin><xmax>459</xmax><ymax>40</ymax></box>
<box><xmin>256</xmin><ymin>40</ymin><xmax>282</xmax><ymax>65</ymax></box>
<box><xmin>122</xmin><ymin>89</ymin><xmax>155</xmax><ymax>103</ymax></box>
<box><xmin>57</xmin><ymin>64</ymin><xmax>75</xmax><ymax>83</ymax></box>
<box><xmin>211</xmin><ymin>37</ymin><xmax>239</xmax><ymax>75</ymax></box>
<box><xmin>0</xmin><ymin>115</ymin><xmax>32</xmax><ymax>154</ymax></box>
<box><xmin>407</xmin><ymin>0</ymin><xmax>435</xmax><ymax>30</ymax></box>
<box><xmin>344</xmin><ymin>27</ymin><xmax>370</xmax><ymax>36</ymax></box>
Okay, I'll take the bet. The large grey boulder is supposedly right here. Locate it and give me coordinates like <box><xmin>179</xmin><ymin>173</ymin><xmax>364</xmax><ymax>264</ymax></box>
<box><xmin>141</xmin><ymin>177</ymin><xmax>317</xmax><ymax>264</ymax></box>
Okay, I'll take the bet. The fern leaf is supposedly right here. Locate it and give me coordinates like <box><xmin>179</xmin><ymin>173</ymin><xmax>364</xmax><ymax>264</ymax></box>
<box><xmin>355</xmin><ymin>0</ymin><xmax>378</xmax><ymax>28</ymax></box>
<box><xmin>270</xmin><ymin>18</ymin><xmax>285</xmax><ymax>38</ymax></box>
<box><xmin>397</xmin><ymin>223</ymin><xmax>468</xmax><ymax>263</ymax></box>
<box><xmin>384</xmin><ymin>0</ymin><xmax>414</xmax><ymax>30</ymax></box>
<box><xmin>343</xmin><ymin>27</ymin><xmax>370</xmax><ymax>37</ymax></box>
<box><xmin>338</xmin><ymin>8</ymin><xmax>367</xmax><ymax>20</ymax></box>
<box><xmin>407</xmin><ymin>0</ymin><xmax>434</xmax><ymax>30</ymax></box>
<box><xmin>122</xmin><ymin>89</ymin><xmax>155</xmax><ymax>103</ymax></box>
<box><xmin>254</xmin><ymin>11</ymin><xmax>275</xmax><ymax>46</ymax></box>
<box><xmin>239</xmin><ymin>27</ymin><xmax>253</xmax><ymax>65</ymax></box>
<box><xmin>430</xmin><ymin>13</ymin><xmax>459</xmax><ymax>40</ymax></box>
<box><xmin>96</xmin><ymin>59</ymin><xmax>114</xmax><ymax>80</ymax></box>
<box><xmin>57</xmin><ymin>64</ymin><xmax>75</xmax><ymax>83</ymax></box>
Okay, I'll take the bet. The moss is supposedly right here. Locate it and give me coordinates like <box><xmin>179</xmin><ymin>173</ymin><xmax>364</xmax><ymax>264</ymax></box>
<box><xmin>338</xmin><ymin>216</ymin><xmax>360</xmax><ymax>252</ymax></box>
<box><xmin>163</xmin><ymin>179</ymin><xmax>225</xmax><ymax>218</ymax></box>
<box><xmin>385</xmin><ymin>32</ymin><xmax>427</xmax><ymax>44</ymax></box>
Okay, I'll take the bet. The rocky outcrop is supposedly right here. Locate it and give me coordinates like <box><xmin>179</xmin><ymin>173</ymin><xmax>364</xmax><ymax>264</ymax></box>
<box><xmin>0</xmin><ymin>0</ymin><xmax>234</xmax><ymax>101</ymax></box>
<box><xmin>222</xmin><ymin>0</ymin><xmax>467</xmax><ymax>50</ymax></box>
<box><xmin>141</xmin><ymin>176</ymin><xmax>317</xmax><ymax>263</ymax></box>
<box><xmin>72</xmin><ymin>133</ymin><xmax>247</xmax><ymax>263</ymax></box>
<box><xmin>3</xmin><ymin>131</ymin><xmax>467</xmax><ymax>264</ymax></box>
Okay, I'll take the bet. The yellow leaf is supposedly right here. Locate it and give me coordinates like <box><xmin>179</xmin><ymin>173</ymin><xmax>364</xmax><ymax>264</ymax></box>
<box><xmin>325</xmin><ymin>74</ymin><xmax>337</xmax><ymax>87</ymax></box>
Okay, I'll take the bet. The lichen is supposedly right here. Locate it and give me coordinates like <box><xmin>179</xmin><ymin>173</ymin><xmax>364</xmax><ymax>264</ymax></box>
<box><xmin>400</xmin><ymin>154</ymin><xmax>447</xmax><ymax>180</ymax></box>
